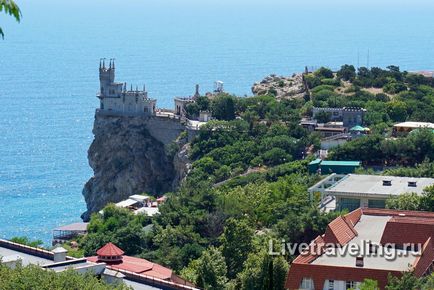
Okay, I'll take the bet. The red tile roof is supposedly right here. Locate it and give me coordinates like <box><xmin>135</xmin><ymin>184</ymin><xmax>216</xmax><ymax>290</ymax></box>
<box><xmin>88</xmin><ymin>255</ymin><xmax>173</xmax><ymax>280</ymax></box>
<box><xmin>413</xmin><ymin>237</ymin><xmax>434</xmax><ymax>277</ymax></box>
<box><xmin>96</xmin><ymin>242</ymin><xmax>124</xmax><ymax>257</ymax></box>
<box><xmin>285</xmin><ymin>208</ymin><xmax>434</xmax><ymax>290</ymax></box>
<box><xmin>380</xmin><ymin>218</ymin><xmax>434</xmax><ymax>247</ymax></box>
<box><xmin>323</xmin><ymin>216</ymin><xmax>357</xmax><ymax>246</ymax></box>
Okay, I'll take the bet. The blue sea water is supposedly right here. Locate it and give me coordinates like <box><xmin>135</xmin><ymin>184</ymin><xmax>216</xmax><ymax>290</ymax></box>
<box><xmin>1</xmin><ymin>0</ymin><xmax>434</xmax><ymax>244</ymax></box>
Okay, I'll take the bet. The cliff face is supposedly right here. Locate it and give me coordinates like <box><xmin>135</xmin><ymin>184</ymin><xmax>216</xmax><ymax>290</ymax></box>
<box><xmin>81</xmin><ymin>114</ymin><xmax>186</xmax><ymax>221</ymax></box>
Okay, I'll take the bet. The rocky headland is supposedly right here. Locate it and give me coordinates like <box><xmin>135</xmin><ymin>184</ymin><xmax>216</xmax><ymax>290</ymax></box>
<box><xmin>81</xmin><ymin>114</ymin><xmax>190</xmax><ymax>221</ymax></box>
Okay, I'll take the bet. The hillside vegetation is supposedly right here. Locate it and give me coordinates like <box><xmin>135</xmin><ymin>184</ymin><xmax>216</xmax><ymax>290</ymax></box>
<box><xmin>79</xmin><ymin>65</ymin><xmax>434</xmax><ymax>289</ymax></box>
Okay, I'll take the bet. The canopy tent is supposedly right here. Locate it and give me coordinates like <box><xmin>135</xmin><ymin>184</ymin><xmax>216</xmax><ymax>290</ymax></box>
<box><xmin>350</xmin><ymin>125</ymin><xmax>368</xmax><ymax>131</ymax></box>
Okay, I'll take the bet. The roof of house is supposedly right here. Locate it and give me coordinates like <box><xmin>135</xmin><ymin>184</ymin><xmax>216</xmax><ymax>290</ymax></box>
<box><xmin>88</xmin><ymin>254</ymin><xmax>173</xmax><ymax>280</ymax></box>
<box><xmin>308</xmin><ymin>158</ymin><xmax>322</xmax><ymax>165</ymax></box>
<box><xmin>314</xmin><ymin>127</ymin><xmax>346</xmax><ymax>132</ymax></box>
<box><xmin>115</xmin><ymin>198</ymin><xmax>139</xmax><ymax>208</ymax></box>
<box><xmin>96</xmin><ymin>242</ymin><xmax>124</xmax><ymax>257</ymax></box>
<box><xmin>320</xmin><ymin>160</ymin><xmax>361</xmax><ymax>167</ymax></box>
<box><xmin>285</xmin><ymin>208</ymin><xmax>434</xmax><ymax>290</ymax></box>
<box><xmin>325</xmin><ymin>174</ymin><xmax>434</xmax><ymax>197</ymax></box>
<box><xmin>393</xmin><ymin>121</ymin><xmax>434</xmax><ymax>129</ymax></box>
<box><xmin>53</xmin><ymin>222</ymin><xmax>89</xmax><ymax>232</ymax></box>
<box><xmin>350</xmin><ymin>125</ymin><xmax>369</xmax><ymax>131</ymax></box>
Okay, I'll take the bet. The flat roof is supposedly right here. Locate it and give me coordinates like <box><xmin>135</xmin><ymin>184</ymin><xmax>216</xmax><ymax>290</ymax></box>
<box><xmin>129</xmin><ymin>195</ymin><xmax>150</xmax><ymax>202</ymax></box>
<box><xmin>393</xmin><ymin>121</ymin><xmax>434</xmax><ymax>129</ymax></box>
<box><xmin>0</xmin><ymin>246</ymin><xmax>53</xmax><ymax>266</ymax></box>
<box><xmin>134</xmin><ymin>207</ymin><xmax>160</xmax><ymax>216</ymax></box>
<box><xmin>325</xmin><ymin>174</ymin><xmax>434</xmax><ymax>197</ymax></box>
<box><xmin>116</xmin><ymin>198</ymin><xmax>139</xmax><ymax>208</ymax></box>
<box><xmin>124</xmin><ymin>279</ymin><xmax>163</xmax><ymax>290</ymax></box>
<box><xmin>315</xmin><ymin>127</ymin><xmax>346</xmax><ymax>132</ymax></box>
<box><xmin>321</xmin><ymin>160</ymin><xmax>361</xmax><ymax>166</ymax></box>
<box><xmin>54</xmin><ymin>222</ymin><xmax>88</xmax><ymax>232</ymax></box>
<box><xmin>311</xmin><ymin>214</ymin><xmax>418</xmax><ymax>271</ymax></box>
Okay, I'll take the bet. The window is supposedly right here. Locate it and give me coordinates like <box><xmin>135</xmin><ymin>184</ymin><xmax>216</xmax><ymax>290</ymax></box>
<box><xmin>328</xmin><ymin>280</ymin><xmax>334</xmax><ymax>290</ymax></box>
<box><xmin>368</xmin><ymin>199</ymin><xmax>386</xmax><ymax>208</ymax></box>
<box><xmin>300</xmin><ymin>277</ymin><xmax>314</xmax><ymax>289</ymax></box>
<box><xmin>339</xmin><ymin>198</ymin><xmax>360</xmax><ymax>211</ymax></box>
<box><xmin>346</xmin><ymin>281</ymin><xmax>356</xmax><ymax>290</ymax></box>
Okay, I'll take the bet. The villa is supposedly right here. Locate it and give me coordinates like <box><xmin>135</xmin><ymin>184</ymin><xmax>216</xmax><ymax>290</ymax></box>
<box><xmin>285</xmin><ymin>208</ymin><xmax>434</xmax><ymax>290</ymax></box>
<box><xmin>309</xmin><ymin>174</ymin><xmax>434</xmax><ymax>212</ymax></box>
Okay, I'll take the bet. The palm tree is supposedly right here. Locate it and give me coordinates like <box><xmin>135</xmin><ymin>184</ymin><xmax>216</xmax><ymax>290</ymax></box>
<box><xmin>0</xmin><ymin>0</ymin><xmax>21</xmax><ymax>39</ymax></box>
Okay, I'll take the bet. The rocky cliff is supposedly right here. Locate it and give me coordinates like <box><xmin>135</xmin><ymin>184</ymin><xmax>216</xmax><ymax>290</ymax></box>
<box><xmin>252</xmin><ymin>73</ymin><xmax>306</xmax><ymax>99</ymax></box>
<box><xmin>81</xmin><ymin>114</ymin><xmax>190</xmax><ymax>221</ymax></box>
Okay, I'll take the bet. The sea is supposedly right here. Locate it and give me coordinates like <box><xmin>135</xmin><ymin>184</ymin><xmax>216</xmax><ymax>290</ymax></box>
<box><xmin>1</xmin><ymin>0</ymin><xmax>434</xmax><ymax>245</ymax></box>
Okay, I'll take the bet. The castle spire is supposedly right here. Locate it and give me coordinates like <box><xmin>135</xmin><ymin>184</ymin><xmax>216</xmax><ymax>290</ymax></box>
<box><xmin>109</xmin><ymin>59</ymin><xmax>112</xmax><ymax>69</ymax></box>
<box><xmin>99</xmin><ymin>59</ymin><xmax>102</xmax><ymax>70</ymax></box>
<box><xmin>143</xmin><ymin>84</ymin><xmax>146</xmax><ymax>92</ymax></box>
<box><xmin>112</xmin><ymin>58</ymin><xmax>115</xmax><ymax>69</ymax></box>
<box><xmin>194</xmin><ymin>84</ymin><xmax>200</xmax><ymax>99</ymax></box>
<box><xmin>130</xmin><ymin>84</ymin><xmax>133</xmax><ymax>91</ymax></box>
<box><xmin>136</xmin><ymin>85</ymin><xmax>138</xmax><ymax>92</ymax></box>
<box><xmin>124</xmin><ymin>82</ymin><xmax>127</xmax><ymax>92</ymax></box>
<box><xmin>102</xmin><ymin>58</ymin><xmax>106</xmax><ymax>69</ymax></box>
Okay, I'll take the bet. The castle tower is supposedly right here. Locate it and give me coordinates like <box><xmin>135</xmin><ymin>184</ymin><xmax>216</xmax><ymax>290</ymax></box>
<box><xmin>193</xmin><ymin>84</ymin><xmax>200</xmax><ymax>99</ymax></box>
<box><xmin>99</xmin><ymin>58</ymin><xmax>116</xmax><ymax>96</ymax></box>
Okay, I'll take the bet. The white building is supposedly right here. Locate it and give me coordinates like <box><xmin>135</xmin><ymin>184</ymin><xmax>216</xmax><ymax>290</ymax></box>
<box><xmin>310</xmin><ymin>174</ymin><xmax>434</xmax><ymax>212</ymax></box>
<box><xmin>97</xmin><ymin>59</ymin><xmax>156</xmax><ymax>116</ymax></box>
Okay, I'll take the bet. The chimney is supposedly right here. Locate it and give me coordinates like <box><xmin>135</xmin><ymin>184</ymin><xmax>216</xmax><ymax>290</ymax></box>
<box><xmin>52</xmin><ymin>247</ymin><xmax>68</xmax><ymax>262</ymax></box>
<box><xmin>356</xmin><ymin>256</ymin><xmax>364</xmax><ymax>267</ymax></box>
<box><xmin>382</xmin><ymin>179</ymin><xmax>392</xmax><ymax>186</ymax></box>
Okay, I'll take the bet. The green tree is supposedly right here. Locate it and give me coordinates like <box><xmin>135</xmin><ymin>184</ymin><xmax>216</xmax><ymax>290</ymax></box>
<box><xmin>358</xmin><ymin>279</ymin><xmax>380</xmax><ymax>290</ymax></box>
<box><xmin>221</xmin><ymin>218</ymin><xmax>254</xmax><ymax>279</ymax></box>
<box><xmin>196</xmin><ymin>247</ymin><xmax>228</xmax><ymax>290</ymax></box>
<box><xmin>238</xmin><ymin>250</ymin><xmax>288</xmax><ymax>290</ymax></box>
<box><xmin>386</xmin><ymin>272</ymin><xmax>423</xmax><ymax>290</ymax></box>
<box><xmin>211</xmin><ymin>94</ymin><xmax>236</xmax><ymax>121</ymax></box>
<box><xmin>337</xmin><ymin>64</ymin><xmax>356</xmax><ymax>81</ymax></box>
<box><xmin>314</xmin><ymin>67</ymin><xmax>334</xmax><ymax>79</ymax></box>
<box><xmin>386</xmin><ymin>101</ymin><xmax>408</xmax><ymax>122</ymax></box>
<box><xmin>314</xmin><ymin>110</ymin><xmax>331</xmax><ymax>123</ymax></box>
<box><xmin>10</xmin><ymin>236</ymin><xmax>44</xmax><ymax>248</ymax></box>
<box><xmin>0</xmin><ymin>0</ymin><xmax>21</xmax><ymax>38</ymax></box>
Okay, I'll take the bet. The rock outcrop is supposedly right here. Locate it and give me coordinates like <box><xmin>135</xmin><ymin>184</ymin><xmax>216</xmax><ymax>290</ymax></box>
<box><xmin>252</xmin><ymin>73</ymin><xmax>306</xmax><ymax>99</ymax></box>
<box><xmin>81</xmin><ymin>114</ymin><xmax>186</xmax><ymax>221</ymax></box>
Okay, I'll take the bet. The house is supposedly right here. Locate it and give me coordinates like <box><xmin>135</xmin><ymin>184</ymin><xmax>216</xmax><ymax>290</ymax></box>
<box><xmin>309</xmin><ymin>174</ymin><xmax>434</xmax><ymax>212</ymax></box>
<box><xmin>0</xmin><ymin>239</ymin><xmax>197</xmax><ymax>290</ymax></box>
<box><xmin>114</xmin><ymin>194</ymin><xmax>161</xmax><ymax>217</ymax></box>
<box><xmin>392</xmin><ymin>121</ymin><xmax>434</xmax><ymax>136</ymax></box>
<box><xmin>308</xmin><ymin>159</ymin><xmax>361</xmax><ymax>175</ymax></box>
<box><xmin>52</xmin><ymin>222</ymin><xmax>89</xmax><ymax>245</ymax></box>
<box><xmin>285</xmin><ymin>208</ymin><xmax>434</xmax><ymax>290</ymax></box>
<box><xmin>312</xmin><ymin>107</ymin><xmax>366</xmax><ymax>128</ymax></box>
<box><xmin>87</xmin><ymin>243</ymin><xmax>194</xmax><ymax>288</ymax></box>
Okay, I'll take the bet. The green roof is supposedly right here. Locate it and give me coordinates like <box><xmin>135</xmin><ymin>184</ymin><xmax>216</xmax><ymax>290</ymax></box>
<box><xmin>350</xmin><ymin>125</ymin><xmax>367</xmax><ymax>131</ymax></box>
<box><xmin>321</xmin><ymin>160</ymin><xmax>361</xmax><ymax>166</ymax></box>
<box><xmin>308</xmin><ymin>159</ymin><xmax>322</xmax><ymax>165</ymax></box>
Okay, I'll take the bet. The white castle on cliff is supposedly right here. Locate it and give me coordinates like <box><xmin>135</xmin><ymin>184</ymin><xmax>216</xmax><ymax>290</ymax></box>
<box><xmin>96</xmin><ymin>58</ymin><xmax>216</xmax><ymax>125</ymax></box>
<box><xmin>97</xmin><ymin>59</ymin><xmax>157</xmax><ymax>116</ymax></box>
